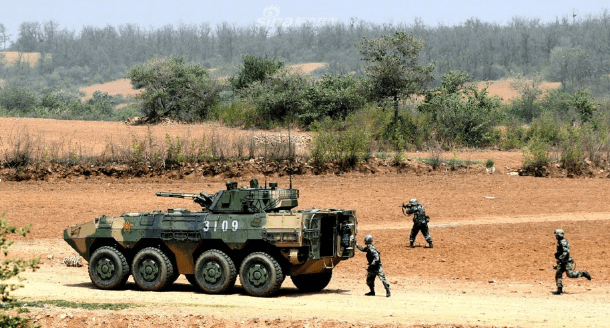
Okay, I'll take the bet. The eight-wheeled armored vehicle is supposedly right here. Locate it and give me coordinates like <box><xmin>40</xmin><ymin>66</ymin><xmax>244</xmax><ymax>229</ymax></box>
<box><xmin>64</xmin><ymin>178</ymin><xmax>358</xmax><ymax>297</ymax></box>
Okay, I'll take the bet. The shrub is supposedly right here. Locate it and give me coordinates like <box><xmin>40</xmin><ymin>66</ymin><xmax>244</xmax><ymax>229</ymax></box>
<box><xmin>418</xmin><ymin>71</ymin><xmax>502</xmax><ymax>147</ymax></box>
<box><xmin>128</xmin><ymin>57</ymin><xmax>222</xmax><ymax>122</ymax></box>
<box><xmin>229</xmin><ymin>54</ymin><xmax>284</xmax><ymax>92</ymax></box>
<box><xmin>0</xmin><ymin>84</ymin><xmax>38</xmax><ymax>111</ymax></box>
<box><xmin>523</xmin><ymin>136</ymin><xmax>551</xmax><ymax>171</ymax></box>
<box><xmin>0</xmin><ymin>213</ymin><xmax>40</xmax><ymax>328</ymax></box>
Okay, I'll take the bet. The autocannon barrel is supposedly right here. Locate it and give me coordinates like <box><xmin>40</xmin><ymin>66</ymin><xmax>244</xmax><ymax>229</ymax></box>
<box><xmin>156</xmin><ymin>192</ymin><xmax>199</xmax><ymax>198</ymax></box>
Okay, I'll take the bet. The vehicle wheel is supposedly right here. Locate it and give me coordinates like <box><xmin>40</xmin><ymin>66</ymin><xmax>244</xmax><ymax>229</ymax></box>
<box><xmin>132</xmin><ymin>247</ymin><xmax>174</xmax><ymax>291</ymax></box>
<box><xmin>194</xmin><ymin>250</ymin><xmax>237</xmax><ymax>294</ymax></box>
<box><xmin>167</xmin><ymin>266</ymin><xmax>180</xmax><ymax>285</ymax></box>
<box><xmin>239</xmin><ymin>252</ymin><xmax>283</xmax><ymax>297</ymax></box>
<box><xmin>185</xmin><ymin>274</ymin><xmax>198</xmax><ymax>287</ymax></box>
<box><xmin>291</xmin><ymin>270</ymin><xmax>333</xmax><ymax>293</ymax></box>
<box><xmin>88</xmin><ymin>246</ymin><xmax>130</xmax><ymax>290</ymax></box>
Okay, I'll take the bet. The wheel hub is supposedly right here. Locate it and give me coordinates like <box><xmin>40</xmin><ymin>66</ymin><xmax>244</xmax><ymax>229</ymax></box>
<box><xmin>248</xmin><ymin>264</ymin><xmax>268</xmax><ymax>286</ymax></box>
<box><xmin>96</xmin><ymin>258</ymin><xmax>115</xmax><ymax>280</ymax></box>
<box><xmin>140</xmin><ymin>259</ymin><xmax>159</xmax><ymax>281</ymax></box>
<box><xmin>203</xmin><ymin>262</ymin><xmax>222</xmax><ymax>283</ymax></box>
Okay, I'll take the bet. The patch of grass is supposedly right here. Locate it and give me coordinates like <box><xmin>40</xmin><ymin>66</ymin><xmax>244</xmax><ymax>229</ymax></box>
<box><xmin>415</xmin><ymin>157</ymin><xmax>481</xmax><ymax>166</ymax></box>
<box><xmin>2</xmin><ymin>300</ymin><xmax>139</xmax><ymax>311</ymax></box>
<box><xmin>485</xmin><ymin>158</ymin><xmax>495</xmax><ymax>169</ymax></box>
<box><xmin>375</xmin><ymin>153</ymin><xmax>393</xmax><ymax>159</ymax></box>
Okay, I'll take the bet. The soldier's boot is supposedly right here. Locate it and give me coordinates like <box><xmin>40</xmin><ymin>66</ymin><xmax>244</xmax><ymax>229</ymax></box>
<box><xmin>583</xmin><ymin>271</ymin><xmax>592</xmax><ymax>281</ymax></box>
<box><xmin>428</xmin><ymin>241</ymin><xmax>433</xmax><ymax>248</ymax></box>
<box><xmin>552</xmin><ymin>287</ymin><xmax>563</xmax><ymax>295</ymax></box>
<box><xmin>384</xmin><ymin>285</ymin><xmax>391</xmax><ymax>297</ymax></box>
<box><xmin>409</xmin><ymin>241</ymin><xmax>414</xmax><ymax>248</ymax></box>
<box><xmin>365</xmin><ymin>287</ymin><xmax>375</xmax><ymax>296</ymax></box>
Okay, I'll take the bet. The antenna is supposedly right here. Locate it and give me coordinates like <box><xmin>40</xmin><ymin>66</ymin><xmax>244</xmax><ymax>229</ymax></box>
<box><xmin>288</xmin><ymin>121</ymin><xmax>293</xmax><ymax>190</ymax></box>
<box><xmin>264</xmin><ymin>138</ymin><xmax>267</xmax><ymax>188</ymax></box>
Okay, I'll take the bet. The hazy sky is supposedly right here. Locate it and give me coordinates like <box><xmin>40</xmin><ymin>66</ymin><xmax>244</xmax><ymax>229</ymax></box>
<box><xmin>1</xmin><ymin>0</ymin><xmax>608</xmax><ymax>39</ymax></box>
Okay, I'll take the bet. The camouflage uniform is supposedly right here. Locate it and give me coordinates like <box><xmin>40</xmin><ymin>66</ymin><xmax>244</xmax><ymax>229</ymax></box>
<box><xmin>553</xmin><ymin>230</ymin><xmax>591</xmax><ymax>295</ymax></box>
<box><xmin>357</xmin><ymin>241</ymin><xmax>390</xmax><ymax>297</ymax></box>
<box><xmin>406</xmin><ymin>203</ymin><xmax>433</xmax><ymax>248</ymax></box>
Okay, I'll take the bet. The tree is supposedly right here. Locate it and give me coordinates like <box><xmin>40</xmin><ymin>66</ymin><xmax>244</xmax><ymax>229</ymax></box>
<box><xmin>358</xmin><ymin>30</ymin><xmax>434</xmax><ymax>124</ymax></box>
<box><xmin>229</xmin><ymin>54</ymin><xmax>284</xmax><ymax>92</ymax></box>
<box><xmin>128</xmin><ymin>57</ymin><xmax>222</xmax><ymax>122</ymax></box>
<box><xmin>0</xmin><ymin>213</ymin><xmax>40</xmax><ymax>328</ymax></box>
<box><xmin>0</xmin><ymin>23</ymin><xmax>10</xmax><ymax>50</ymax></box>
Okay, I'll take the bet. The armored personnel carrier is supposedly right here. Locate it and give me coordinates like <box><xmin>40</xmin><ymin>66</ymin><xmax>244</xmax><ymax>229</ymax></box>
<box><xmin>63</xmin><ymin>178</ymin><xmax>358</xmax><ymax>297</ymax></box>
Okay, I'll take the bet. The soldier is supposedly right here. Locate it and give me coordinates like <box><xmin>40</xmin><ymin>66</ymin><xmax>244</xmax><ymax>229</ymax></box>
<box><xmin>553</xmin><ymin>229</ymin><xmax>591</xmax><ymax>295</ymax></box>
<box><xmin>356</xmin><ymin>235</ymin><xmax>391</xmax><ymax>297</ymax></box>
<box><xmin>402</xmin><ymin>198</ymin><xmax>433</xmax><ymax>248</ymax></box>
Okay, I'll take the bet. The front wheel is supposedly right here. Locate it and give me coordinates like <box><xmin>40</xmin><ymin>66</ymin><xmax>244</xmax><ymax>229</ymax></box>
<box><xmin>132</xmin><ymin>247</ymin><xmax>174</xmax><ymax>291</ymax></box>
<box><xmin>194</xmin><ymin>249</ymin><xmax>237</xmax><ymax>294</ymax></box>
<box><xmin>291</xmin><ymin>270</ymin><xmax>333</xmax><ymax>293</ymax></box>
<box><xmin>88</xmin><ymin>246</ymin><xmax>129</xmax><ymax>290</ymax></box>
<box><xmin>239</xmin><ymin>252</ymin><xmax>283</xmax><ymax>297</ymax></box>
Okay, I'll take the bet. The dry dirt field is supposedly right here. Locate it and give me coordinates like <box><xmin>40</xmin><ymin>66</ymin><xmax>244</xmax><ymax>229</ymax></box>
<box><xmin>1</xmin><ymin>118</ymin><xmax>609</xmax><ymax>328</ymax></box>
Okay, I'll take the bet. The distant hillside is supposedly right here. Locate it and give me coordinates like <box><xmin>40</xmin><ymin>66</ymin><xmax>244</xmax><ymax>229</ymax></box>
<box><xmin>0</xmin><ymin>51</ymin><xmax>50</xmax><ymax>67</ymax></box>
<box><xmin>79</xmin><ymin>62</ymin><xmax>328</xmax><ymax>100</ymax></box>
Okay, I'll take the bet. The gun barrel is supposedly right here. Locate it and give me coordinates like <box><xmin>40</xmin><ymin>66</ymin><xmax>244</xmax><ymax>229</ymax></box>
<box><xmin>156</xmin><ymin>192</ymin><xmax>198</xmax><ymax>198</ymax></box>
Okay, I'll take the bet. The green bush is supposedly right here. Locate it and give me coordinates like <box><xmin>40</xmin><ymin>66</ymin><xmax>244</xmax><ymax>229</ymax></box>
<box><xmin>310</xmin><ymin>115</ymin><xmax>372</xmax><ymax>166</ymax></box>
<box><xmin>0</xmin><ymin>213</ymin><xmax>40</xmax><ymax>328</ymax></box>
<box><xmin>0</xmin><ymin>84</ymin><xmax>38</xmax><ymax>111</ymax></box>
<box><xmin>229</xmin><ymin>54</ymin><xmax>284</xmax><ymax>92</ymax></box>
<box><xmin>527</xmin><ymin>111</ymin><xmax>562</xmax><ymax>145</ymax></box>
<box><xmin>418</xmin><ymin>71</ymin><xmax>502</xmax><ymax>147</ymax></box>
<box><xmin>301</xmin><ymin>74</ymin><xmax>367</xmax><ymax>125</ymax></box>
<box><xmin>128</xmin><ymin>56</ymin><xmax>222</xmax><ymax>121</ymax></box>
<box><xmin>523</xmin><ymin>136</ymin><xmax>551</xmax><ymax>170</ymax></box>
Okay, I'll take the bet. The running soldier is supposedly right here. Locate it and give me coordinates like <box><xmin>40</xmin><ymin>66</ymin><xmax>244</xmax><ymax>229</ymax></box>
<box><xmin>356</xmin><ymin>235</ymin><xmax>391</xmax><ymax>297</ymax></box>
<box><xmin>553</xmin><ymin>229</ymin><xmax>591</xmax><ymax>295</ymax></box>
<box><xmin>402</xmin><ymin>198</ymin><xmax>433</xmax><ymax>248</ymax></box>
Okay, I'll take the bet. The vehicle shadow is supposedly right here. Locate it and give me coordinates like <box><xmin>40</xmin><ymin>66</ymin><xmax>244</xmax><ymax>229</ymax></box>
<box><xmin>66</xmin><ymin>281</ymin><xmax>350</xmax><ymax>297</ymax></box>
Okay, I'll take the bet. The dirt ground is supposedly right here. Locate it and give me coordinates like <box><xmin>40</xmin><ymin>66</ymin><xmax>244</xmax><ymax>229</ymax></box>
<box><xmin>1</xmin><ymin>172</ymin><xmax>609</xmax><ymax>328</ymax></box>
<box><xmin>1</xmin><ymin>118</ymin><xmax>609</xmax><ymax>327</ymax></box>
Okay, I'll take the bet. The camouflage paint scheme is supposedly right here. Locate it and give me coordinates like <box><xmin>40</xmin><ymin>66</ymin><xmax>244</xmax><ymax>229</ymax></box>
<box><xmin>64</xmin><ymin>179</ymin><xmax>357</xmax><ymax>295</ymax></box>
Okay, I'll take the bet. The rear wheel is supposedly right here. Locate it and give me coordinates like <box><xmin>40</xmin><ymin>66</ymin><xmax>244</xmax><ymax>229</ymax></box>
<box><xmin>239</xmin><ymin>252</ymin><xmax>283</xmax><ymax>297</ymax></box>
<box><xmin>88</xmin><ymin>246</ymin><xmax>129</xmax><ymax>290</ymax></box>
<box><xmin>291</xmin><ymin>270</ymin><xmax>333</xmax><ymax>293</ymax></box>
<box><xmin>194</xmin><ymin>250</ymin><xmax>237</xmax><ymax>294</ymax></box>
<box><xmin>132</xmin><ymin>247</ymin><xmax>174</xmax><ymax>291</ymax></box>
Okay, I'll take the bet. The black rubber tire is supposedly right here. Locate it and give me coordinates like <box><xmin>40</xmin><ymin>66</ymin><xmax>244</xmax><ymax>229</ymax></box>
<box><xmin>194</xmin><ymin>249</ymin><xmax>237</xmax><ymax>294</ymax></box>
<box><xmin>132</xmin><ymin>247</ymin><xmax>174</xmax><ymax>291</ymax></box>
<box><xmin>291</xmin><ymin>270</ymin><xmax>333</xmax><ymax>293</ymax></box>
<box><xmin>185</xmin><ymin>274</ymin><xmax>198</xmax><ymax>287</ymax></box>
<box><xmin>88</xmin><ymin>246</ymin><xmax>130</xmax><ymax>290</ymax></box>
<box><xmin>167</xmin><ymin>266</ymin><xmax>180</xmax><ymax>285</ymax></box>
<box><xmin>239</xmin><ymin>252</ymin><xmax>283</xmax><ymax>297</ymax></box>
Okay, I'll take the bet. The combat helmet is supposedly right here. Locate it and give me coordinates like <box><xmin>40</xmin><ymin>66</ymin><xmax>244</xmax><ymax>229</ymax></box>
<box><xmin>364</xmin><ymin>235</ymin><xmax>373</xmax><ymax>245</ymax></box>
<box><xmin>409</xmin><ymin>198</ymin><xmax>418</xmax><ymax>206</ymax></box>
<box><xmin>554</xmin><ymin>229</ymin><xmax>565</xmax><ymax>237</ymax></box>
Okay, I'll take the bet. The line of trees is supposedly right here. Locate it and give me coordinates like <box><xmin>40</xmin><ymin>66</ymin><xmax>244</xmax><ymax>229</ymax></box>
<box><xmin>2</xmin><ymin>10</ymin><xmax>610</xmax><ymax>91</ymax></box>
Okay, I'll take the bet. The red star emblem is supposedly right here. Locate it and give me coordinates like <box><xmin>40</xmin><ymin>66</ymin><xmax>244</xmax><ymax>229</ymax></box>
<box><xmin>123</xmin><ymin>220</ymin><xmax>133</xmax><ymax>232</ymax></box>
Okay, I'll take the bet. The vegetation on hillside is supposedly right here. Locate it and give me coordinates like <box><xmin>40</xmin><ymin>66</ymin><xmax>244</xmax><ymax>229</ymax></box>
<box><xmin>2</xmin><ymin>14</ymin><xmax>610</xmax><ymax>174</ymax></box>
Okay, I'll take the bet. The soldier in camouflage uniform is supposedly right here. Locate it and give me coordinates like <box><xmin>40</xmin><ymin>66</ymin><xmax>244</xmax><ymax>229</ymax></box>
<box><xmin>403</xmin><ymin>198</ymin><xmax>433</xmax><ymax>248</ymax></box>
<box><xmin>356</xmin><ymin>235</ymin><xmax>391</xmax><ymax>297</ymax></box>
<box><xmin>553</xmin><ymin>229</ymin><xmax>591</xmax><ymax>295</ymax></box>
